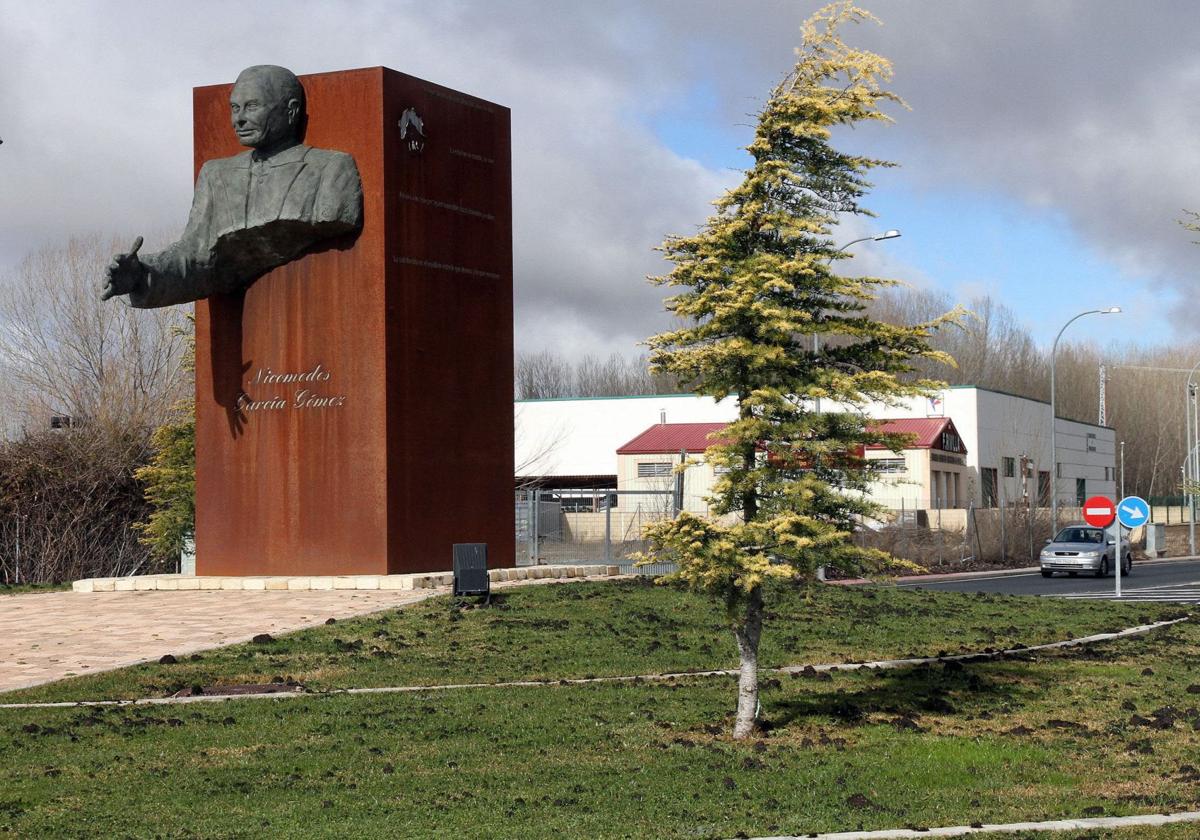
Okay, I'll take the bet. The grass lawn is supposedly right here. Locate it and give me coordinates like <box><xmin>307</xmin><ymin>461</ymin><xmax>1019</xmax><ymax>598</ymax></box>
<box><xmin>0</xmin><ymin>580</ymin><xmax>1197</xmax><ymax>838</ymax></box>
<box><xmin>0</xmin><ymin>582</ymin><xmax>70</xmax><ymax>596</ymax></box>
<box><xmin>0</xmin><ymin>579</ymin><xmax>1184</xmax><ymax>705</ymax></box>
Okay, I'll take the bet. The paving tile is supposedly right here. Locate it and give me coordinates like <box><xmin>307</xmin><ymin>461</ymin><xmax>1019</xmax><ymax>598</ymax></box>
<box><xmin>0</xmin><ymin>589</ymin><xmax>431</xmax><ymax>693</ymax></box>
<box><xmin>0</xmin><ymin>569</ymin><xmax>619</xmax><ymax>694</ymax></box>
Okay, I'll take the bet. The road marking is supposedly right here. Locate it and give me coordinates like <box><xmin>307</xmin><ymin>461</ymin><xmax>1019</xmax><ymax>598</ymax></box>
<box><xmin>1110</xmin><ymin>578</ymin><xmax>1200</xmax><ymax>592</ymax></box>
<box><xmin>1055</xmin><ymin>583</ymin><xmax>1200</xmax><ymax>603</ymax></box>
<box><xmin>896</xmin><ymin>560</ymin><xmax>1200</xmax><ymax>590</ymax></box>
<box><xmin>897</xmin><ymin>572</ymin><xmax>1042</xmax><ymax>587</ymax></box>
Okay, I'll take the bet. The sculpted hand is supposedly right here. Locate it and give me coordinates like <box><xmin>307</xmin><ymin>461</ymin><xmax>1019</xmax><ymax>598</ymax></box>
<box><xmin>101</xmin><ymin>236</ymin><xmax>146</xmax><ymax>301</ymax></box>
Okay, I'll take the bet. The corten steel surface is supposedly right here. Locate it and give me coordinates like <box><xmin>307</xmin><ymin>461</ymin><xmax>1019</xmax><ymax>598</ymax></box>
<box><xmin>194</xmin><ymin>67</ymin><xmax>514</xmax><ymax>576</ymax></box>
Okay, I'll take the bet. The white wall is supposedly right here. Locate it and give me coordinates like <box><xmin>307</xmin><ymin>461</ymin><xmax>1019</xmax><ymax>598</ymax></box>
<box><xmin>859</xmin><ymin>387</ymin><xmax>1116</xmax><ymax>506</ymax></box>
<box><xmin>516</xmin><ymin>386</ymin><xmax>1117</xmax><ymax>508</ymax></box>
<box><xmin>617</xmin><ymin>452</ymin><xmax>719</xmax><ymax>515</ymax></box>
<box><xmin>516</xmin><ymin>394</ymin><xmax>736</xmax><ymax>477</ymax></box>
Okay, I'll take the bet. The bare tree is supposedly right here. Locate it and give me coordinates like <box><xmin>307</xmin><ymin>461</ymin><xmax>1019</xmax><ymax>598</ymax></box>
<box><xmin>0</xmin><ymin>234</ymin><xmax>191</xmax><ymax>583</ymax></box>
<box><xmin>0</xmin><ymin>427</ymin><xmax>162</xmax><ymax>584</ymax></box>
<box><xmin>515</xmin><ymin>349</ymin><xmax>574</xmax><ymax>399</ymax></box>
<box><xmin>0</xmin><ymin>233</ymin><xmax>190</xmax><ymax>434</ymax></box>
<box><xmin>871</xmin><ymin>289</ymin><xmax>1047</xmax><ymax>396</ymax></box>
<box><xmin>514</xmin><ymin>404</ymin><xmax>566</xmax><ymax>484</ymax></box>
<box><xmin>516</xmin><ymin>349</ymin><xmax>682</xmax><ymax>399</ymax></box>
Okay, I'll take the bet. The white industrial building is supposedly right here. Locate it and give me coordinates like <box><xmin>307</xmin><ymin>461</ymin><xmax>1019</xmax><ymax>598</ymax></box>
<box><xmin>515</xmin><ymin>385</ymin><xmax>1116</xmax><ymax>511</ymax></box>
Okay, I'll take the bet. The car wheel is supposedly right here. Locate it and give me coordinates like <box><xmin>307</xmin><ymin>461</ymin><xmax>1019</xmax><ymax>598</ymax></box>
<box><xmin>1095</xmin><ymin>556</ymin><xmax>1110</xmax><ymax>578</ymax></box>
<box><xmin>1041</xmin><ymin>570</ymin><xmax>1053</xmax><ymax>578</ymax></box>
<box><xmin>1122</xmin><ymin>554</ymin><xmax>1132</xmax><ymax>576</ymax></box>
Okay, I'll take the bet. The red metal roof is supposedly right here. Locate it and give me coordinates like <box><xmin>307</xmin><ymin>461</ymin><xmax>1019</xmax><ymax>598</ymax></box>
<box><xmin>617</xmin><ymin>417</ymin><xmax>966</xmax><ymax>456</ymax></box>
<box><xmin>865</xmin><ymin>417</ymin><xmax>966</xmax><ymax>453</ymax></box>
<box><xmin>617</xmin><ymin>422</ymin><xmax>731</xmax><ymax>455</ymax></box>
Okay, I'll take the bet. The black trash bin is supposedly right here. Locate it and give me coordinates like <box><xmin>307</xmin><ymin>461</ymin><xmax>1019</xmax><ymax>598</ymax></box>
<box><xmin>452</xmin><ymin>543</ymin><xmax>490</xmax><ymax>598</ymax></box>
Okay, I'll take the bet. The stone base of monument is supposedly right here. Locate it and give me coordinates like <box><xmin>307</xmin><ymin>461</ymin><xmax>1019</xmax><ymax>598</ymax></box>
<box><xmin>71</xmin><ymin>565</ymin><xmax>623</xmax><ymax>593</ymax></box>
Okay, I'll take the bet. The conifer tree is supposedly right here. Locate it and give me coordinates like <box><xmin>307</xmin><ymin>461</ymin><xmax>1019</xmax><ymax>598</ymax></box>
<box><xmin>135</xmin><ymin>317</ymin><xmax>195</xmax><ymax>561</ymax></box>
<box><xmin>642</xmin><ymin>2</ymin><xmax>958</xmax><ymax>739</ymax></box>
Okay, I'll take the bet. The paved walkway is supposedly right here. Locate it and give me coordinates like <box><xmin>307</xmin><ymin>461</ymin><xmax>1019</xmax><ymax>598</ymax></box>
<box><xmin>0</xmin><ymin>588</ymin><xmax>436</xmax><ymax>693</ymax></box>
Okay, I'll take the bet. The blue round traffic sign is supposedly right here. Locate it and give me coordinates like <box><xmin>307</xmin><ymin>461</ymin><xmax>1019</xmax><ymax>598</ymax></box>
<box><xmin>1117</xmin><ymin>496</ymin><xmax>1150</xmax><ymax>529</ymax></box>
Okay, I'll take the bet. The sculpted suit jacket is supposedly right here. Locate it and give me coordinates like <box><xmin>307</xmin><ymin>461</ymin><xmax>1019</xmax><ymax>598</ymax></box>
<box><xmin>131</xmin><ymin>144</ymin><xmax>362</xmax><ymax>308</ymax></box>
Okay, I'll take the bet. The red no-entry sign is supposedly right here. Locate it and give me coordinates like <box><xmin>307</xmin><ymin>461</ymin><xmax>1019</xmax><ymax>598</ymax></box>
<box><xmin>1082</xmin><ymin>496</ymin><xmax>1116</xmax><ymax>528</ymax></box>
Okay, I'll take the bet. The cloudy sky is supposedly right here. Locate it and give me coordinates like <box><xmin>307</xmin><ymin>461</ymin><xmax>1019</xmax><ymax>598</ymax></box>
<box><xmin>2</xmin><ymin>0</ymin><xmax>1198</xmax><ymax>358</ymax></box>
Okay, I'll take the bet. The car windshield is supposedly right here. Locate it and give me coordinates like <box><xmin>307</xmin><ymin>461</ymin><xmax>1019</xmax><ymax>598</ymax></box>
<box><xmin>1053</xmin><ymin>527</ymin><xmax>1104</xmax><ymax>544</ymax></box>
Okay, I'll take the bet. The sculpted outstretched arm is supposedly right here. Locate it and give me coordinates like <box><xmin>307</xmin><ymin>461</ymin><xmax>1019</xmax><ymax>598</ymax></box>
<box><xmin>127</xmin><ymin>163</ymin><xmax>220</xmax><ymax>308</ymax></box>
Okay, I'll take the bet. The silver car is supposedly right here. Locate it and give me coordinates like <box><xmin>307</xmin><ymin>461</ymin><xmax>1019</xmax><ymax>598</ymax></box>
<box><xmin>1039</xmin><ymin>524</ymin><xmax>1132</xmax><ymax>578</ymax></box>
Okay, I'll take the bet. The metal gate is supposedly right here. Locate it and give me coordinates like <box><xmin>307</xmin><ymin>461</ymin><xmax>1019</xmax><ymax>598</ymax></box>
<box><xmin>515</xmin><ymin>488</ymin><xmax>679</xmax><ymax>575</ymax></box>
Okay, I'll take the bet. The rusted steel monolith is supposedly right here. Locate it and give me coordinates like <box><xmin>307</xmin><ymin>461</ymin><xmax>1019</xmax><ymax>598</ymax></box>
<box><xmin>193</xmin><ymin>67</ymin><xmax>514</xmax><ymax>575</ymax></box>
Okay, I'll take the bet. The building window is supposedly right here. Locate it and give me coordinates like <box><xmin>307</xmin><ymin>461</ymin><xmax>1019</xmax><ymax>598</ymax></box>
<box><xmin>1076</xmin><ymin>478</ymin><xmax>1086</xmax><ymax>506</ymax></box>
<box><xmin>872</xmin><ymin>458</ymin><xmax>906</xmax><ymax>474</ymax></box>
<box><xmin>636</xmin><ymin>462</ymin><xmax>673</xmax><ymax>478</ymax></box>
<box><xmin>982</xmin><ymin>468</ymin><xmax>998</xmax><ymax>508</ymax></box>
<box><xmin>1002</xmin><ymin>457</ymin><xmax>1015</xmax><ymax>478</ymax></box>
<box><xmin>1038</xmin><ymin>471</ymin><xmax>1051</xmax><ymax>506</ymax></box>
<box><xmin>1087</xmin><ymin>432</ymin><xmax>1097</xmax><ymax>452</ymax></box>
<box><xmin>940</xmin><ymin>430</ymin><xmax>962</xmax><ymax>453</ymax></box>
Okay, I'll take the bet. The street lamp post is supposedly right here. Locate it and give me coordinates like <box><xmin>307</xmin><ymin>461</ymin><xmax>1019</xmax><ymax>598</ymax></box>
<box><xmin>814</xmin><ymin>230</ymin><xmax>902</xmax><ymax>414</ymax></box>
<box><xmin>812</xmin><ymin>230</ymin><xmax>900</xmax><ymax>583</ymax></box>
<box><xmin>1184</xmin><ymin>360</ymin><xmax>1200</xmax><ymax>554</ymax></box>
<box><xmin>1049</xmin><ymin>307</ymin><xmax>1121</xmax><ymax>531</ymax></box>
<box><xmin>1120</xmin><ymin>440</ymin><xmax>1125</xmax><ymax>499</ymax></box>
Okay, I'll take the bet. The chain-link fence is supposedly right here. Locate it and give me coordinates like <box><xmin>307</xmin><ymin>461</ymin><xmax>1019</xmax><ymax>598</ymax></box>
<box><xmin>857</xmin><ymin>503</ymin><xmax>1040</xmax><ymax>574</ymax></box>
<box><xmin>515</xmin><ymin>488</ymin><xmax>1165</xmax><ymax>579</ymax></box>
<box><xmin>854</xmin><ymin>500</ymin><xmax>1151</xmax><ymax>575</ymax></box>
<box><xmin>516</xmin><ymin>488</ymin><xmax>699</xmax><ymax>574</ymax></box>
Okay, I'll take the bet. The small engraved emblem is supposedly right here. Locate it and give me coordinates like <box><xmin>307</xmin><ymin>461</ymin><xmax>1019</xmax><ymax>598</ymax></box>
<box><xmin>399</xmin><ymin>108</ymin><xmax>426</xmax><ymax>152</ymax></box>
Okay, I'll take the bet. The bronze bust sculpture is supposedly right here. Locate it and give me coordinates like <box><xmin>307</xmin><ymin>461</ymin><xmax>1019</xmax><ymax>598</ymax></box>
<box><xmin>102</xmin><ymin>65</ymin><xmax>363</xmax><ymax>308</ymax></box>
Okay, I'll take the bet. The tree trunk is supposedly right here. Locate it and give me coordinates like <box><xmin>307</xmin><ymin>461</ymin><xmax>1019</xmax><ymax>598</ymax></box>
<box><xmin>732</xmin><ymin>584</ymin><xmax>764</xmax><ymax>739</ymax></box>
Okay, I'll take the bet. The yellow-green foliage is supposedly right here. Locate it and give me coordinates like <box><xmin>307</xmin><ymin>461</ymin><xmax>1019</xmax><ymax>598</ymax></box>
<box><xmin>134</xmin><ymin>319</ymin><xmax>195</xmax><ymax>561</ymax></box>
<box><xmin>1183</xmin><ymin>209</ymin><xmax>1200</xmax><ymax>240</ymax></box>
<box><xmin>642</xmin><ymin>2</ymin><xmax>952</xmax><ymax>607</ymax></box>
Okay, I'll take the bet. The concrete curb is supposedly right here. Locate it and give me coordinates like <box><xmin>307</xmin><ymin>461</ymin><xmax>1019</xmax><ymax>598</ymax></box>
<box><xmin>1</xmin><ymin>617</ymin><xmax>1184</xmax><ymax>711</ymax></box>
<box><xmin>749</xmin><ymin>808</ymin><xmax>1200</xmax><ymax>838</ymax></box>
<box><xmin>71</xmin><ymin>564</ymin><xmax>622</xmax><ymax>593</ymax></box>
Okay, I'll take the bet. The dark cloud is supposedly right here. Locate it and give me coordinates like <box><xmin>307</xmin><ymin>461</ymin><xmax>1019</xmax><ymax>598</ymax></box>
<box><xmin>2</xmin><ymin>0</ymin><xmax>1198</xmax><ymax>355</ymax></box>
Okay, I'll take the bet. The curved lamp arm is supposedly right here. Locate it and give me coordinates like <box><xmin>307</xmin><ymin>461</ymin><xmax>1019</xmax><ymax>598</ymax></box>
<box><xmin>1049</xmin><ymin>306</ymin><xmax>1120</xmax><ymax>527</ymax></box>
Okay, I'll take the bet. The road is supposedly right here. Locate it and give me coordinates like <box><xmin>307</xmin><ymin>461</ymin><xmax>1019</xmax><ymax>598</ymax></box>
<box><xmin>896</xmin><ymin>557</ymin><xmax>1200</xmax><ymax>603</ymax></box>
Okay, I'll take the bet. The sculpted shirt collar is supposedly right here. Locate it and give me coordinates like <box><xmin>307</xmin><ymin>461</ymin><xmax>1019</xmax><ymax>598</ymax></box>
<box><xmin>237</xmin><ymin>143</ymin><xmax>312</xmax><ymax>168</ymax></box>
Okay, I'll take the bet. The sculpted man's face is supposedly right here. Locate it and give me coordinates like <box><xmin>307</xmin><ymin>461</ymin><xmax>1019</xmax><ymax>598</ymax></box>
<box><xmin>230</xmin><ymin>73</ymin><xmax>299</xmax><ymax>150</ymax></box>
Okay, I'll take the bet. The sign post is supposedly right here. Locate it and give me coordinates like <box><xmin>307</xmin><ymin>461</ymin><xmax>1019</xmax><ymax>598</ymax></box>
<box><xmin>1083</xmin><ymin>496</ymin><xmax>1118</xmax><ymax>596</ymax></box>
<box><xmin>1116</xmin><ymin>496</ymin><xmax>1151</xmax><ymax>600</ymax></box>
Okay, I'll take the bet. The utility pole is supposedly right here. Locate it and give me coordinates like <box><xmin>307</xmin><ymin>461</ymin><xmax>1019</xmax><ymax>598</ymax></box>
<box><xmin>1120</xmin><ymin>441</ymin><xmax>1125</xmax><ymax>499</ymax></box>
